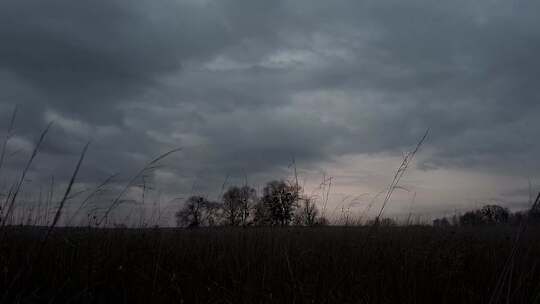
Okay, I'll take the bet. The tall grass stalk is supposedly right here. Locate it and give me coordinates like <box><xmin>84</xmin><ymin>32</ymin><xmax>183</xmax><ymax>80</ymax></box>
<box><xmin>66</xmin><ymin>173</ymin><xmax>117</xmax><ymax>226</ymax></box>
<box><xmin>97</xmin><ymin>148</ymin><xmax>181</xmax><ymax>226</ymax></box>
<box><xmin>489</xmin><ymin>191</ymin><xmax>540</xmax><ymax>304</ymax></box>
<box><xmin>374</xmin><ymin>129</ymin><xmax>428</xmax><ymax>225</ymax></box>
<box><xmin>0</xmin><ymin>122</ymin><xmax>53</xmax><ymax>231</ymax></box>
<box><xmin>48</xmin><ymin>142</ymin><xmax>89</xmax><ymax>231</ymax></box>
<box><xmin>0</xmin><ymin>105</ymin><xmax>17</xmax><ymax>177</ymax></box>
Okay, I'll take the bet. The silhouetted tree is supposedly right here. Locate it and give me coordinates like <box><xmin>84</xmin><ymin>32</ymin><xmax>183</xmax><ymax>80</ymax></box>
<box><xmin>257</xmin><ymin>180</ymin><xmax>300</xmax><ymax>226</ymax></box>
<box><xmin>222</xmin><ymin>187</ymin><xmax>242</xmax><ymax>226</ymax></box>
<box><xmin>294</xmin><ymin>198</ymin><xmax>319</xmax><ymax>226</ymax></box>
<box><xmin>253</xmin><ymin>199</ymin><xmax>272</xmax><ymax>226</ymax></box>
<box><xmin>479</xmin><ymin>205</ymin><xmax>509</xmax><ymax>224</ymax></box>
<box><xmin>459</xmin><ymin>210</ymin><xmax>484</xmax><ymax>226</ymax></box>
<box><xmin>204</xmin><ymin>201</ymin><xmax>222</xmax><ymax>226</ymax></box>
<box><xmin>433</xmin><ymin>217</ymin><xmax>450</xmax><ymax>227</ymax></box>
<box><xmin>222</xmin><ymin>185</ymin><xmax>257</xmax><ymax>226</ymax></box>
<box><xmin>175</xmin><ymin>196</ymin><xmax>221</xmax><ymax>228</ymax></box>
<box><xmin>367</xmin><ymin>217</ymin><xmax>397</xmax><ymax>227</ymax></box>
<box><xmin>239</xmin><ymin>186</ymin><xmax>258</xmax><ymax>225</ymax></box>
<box><xmin>450</xmin><ymin>214</ymin><xmax>460</xmax><ymax>226</ymax></box>
<box><xmin>459</xmin><ymin>205</ymin><xmax>510</xmax><ymax>226</ymax></box>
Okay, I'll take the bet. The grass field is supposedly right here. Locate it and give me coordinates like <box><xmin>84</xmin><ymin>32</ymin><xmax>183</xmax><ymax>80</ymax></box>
<box><xmin>2</xmin><ymin>225</ymin><xmax>540</xmax><ymax>303</ymax></box>
<box><xmin>1</xmin><ymin>118</ymin><xmax>538</xmax><ymax>303</ymax></box>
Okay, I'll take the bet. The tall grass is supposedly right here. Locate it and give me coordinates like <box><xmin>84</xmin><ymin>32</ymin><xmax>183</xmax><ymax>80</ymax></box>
<box><xmin>374</xmin><ymin>129</ymin><xmax>429</xmax><ymax>225</ymax></box>
<box><xmin>0</xmin><ymin>122</ymin><xmax>52</xmax><ymax>232</ymax></box>
<box><xmin>2</xmin><ymin>225</ymin><xmax>540</xmax><ymax>303</ymax></box>
<box><xmin>1</xmin><ymin>118</ymin><xmax>540</xmax><ymax>303</ymax></box>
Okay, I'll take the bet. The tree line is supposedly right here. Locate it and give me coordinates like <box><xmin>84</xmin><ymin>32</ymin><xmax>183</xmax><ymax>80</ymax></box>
<box><xmin>177</xmin><ymin>181</ymin><xmax>540</xmax><ymax>228</ymax></box>
<box><xmin>433</xmin><ymin>204</ymin><xmax>540</xmax><ymax>227</ymax></box>
<box><xmin>175</xmin><ymin>180</ymin><xmax>328</xmax><ymax>228</ymax></box>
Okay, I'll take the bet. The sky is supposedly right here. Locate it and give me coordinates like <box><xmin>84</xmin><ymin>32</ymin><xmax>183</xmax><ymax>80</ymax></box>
<box><xmin>1</xmin><ymin>0</ymin><xmax>539</xmax><ymax>225</ymax></box>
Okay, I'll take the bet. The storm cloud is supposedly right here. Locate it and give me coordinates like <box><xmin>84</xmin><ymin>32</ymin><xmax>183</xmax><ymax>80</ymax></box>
<box><xmin>1</xmin><ymin>0</ymin><xmax>539</xmax><ymax>220</ymax></box>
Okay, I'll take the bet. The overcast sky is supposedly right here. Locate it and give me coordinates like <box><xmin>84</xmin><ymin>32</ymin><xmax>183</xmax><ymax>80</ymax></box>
<box><xmin>1</xmin><ymin>0</ymin><xmax>539</xmax><ymax>225</ymax></box>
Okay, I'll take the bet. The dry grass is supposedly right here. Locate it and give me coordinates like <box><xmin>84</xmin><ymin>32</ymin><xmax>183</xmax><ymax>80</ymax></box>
<box><xmin>1</xmin><ymin>117</ymin><xmax>539</xmax><ymax>303</ymax></box>
<box><xmin>1</xmin><ymin>225</ymin><xmax>540</xmax><ymax>303</ymax></box>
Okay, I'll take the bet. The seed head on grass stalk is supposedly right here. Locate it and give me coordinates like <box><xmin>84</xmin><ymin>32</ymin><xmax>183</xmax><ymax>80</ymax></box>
<box><xmin>358</xmin><ymin>188</ymin><xmax>386</xmax><ymax>225</ymax></box>
<box><xmin>65</xmin><ymin>173</ymin><xmax>117</xmax><ymax>226</ymax></box>
<box><xmin>373</xmin><ymin>129</ymin><xmax>429</xmax><ymax>226</ymax></box>
<box><xmin>97</xmin><ymin>148</ymin><xmax>182</xmax><ymax>226</ymax></box>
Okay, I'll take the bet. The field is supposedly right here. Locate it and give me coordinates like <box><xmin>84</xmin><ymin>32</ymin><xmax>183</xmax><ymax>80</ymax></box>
<box><xmin>2</xmin><ymin>225</ymin><xmax>540</xmax><ymax>303</ymax></box>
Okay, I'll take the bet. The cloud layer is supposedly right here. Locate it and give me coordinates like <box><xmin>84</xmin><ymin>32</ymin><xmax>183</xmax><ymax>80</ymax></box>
<box><xmin>1</xmin><ymin>0</ymin><xmax>539</xmax><ymax>219</ymax></box>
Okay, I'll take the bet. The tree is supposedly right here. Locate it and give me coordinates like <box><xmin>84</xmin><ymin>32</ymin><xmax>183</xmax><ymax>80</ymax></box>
<box><xmin>253</xmin><ymin>199</ymin><xmax>272</xmax><ymax>226</ymax></box>
<box><xmin>294</xmin><ymin>198</ymin><xmax>319</xmax><ymax>226</ymax></box>
<box><xmin>257</xmin><ymin>180</ymin><xmax>300</xmax><ymax>226</ymax></box>
<box><xmin>366</xmin><ymin>217</ymin><xmax>397</xmax><ymax>227</ymax></box>
<box><xmin>459</xmin><ymin>205</ymin><xmax>510</xmax><ymax>226</ymax></box>
<box><xmin>479</xmin><ymin>205</ymin><xmax>509</xmax><ymax>224</ymax></box>
<box><xmin>221</xmin><ymin>185</ymin><xmax>257</xmax><ymax>226</ymax></box>
<box><xmin>175</xmin><ymin>196</ymin><xmax>221</xmax><ymax>228</ymax></box>
<box><xmin>433</xmin><ymin>217</ymin><xmax>450</xmax><ymax>227</ymax></box>
<box><xmin>204</xmin><ymin>201</ymin><xmax>222</xmax><ymax>227</ymax></box>
<box><xmin>459</xmin><ymin>210</ymin><xmax>484</xmax><ymax>226</ymax></box>
<box><xmin>238</xmin><ymin>185</ymin><xmax>257</xmax><ymax>226</ymax></box>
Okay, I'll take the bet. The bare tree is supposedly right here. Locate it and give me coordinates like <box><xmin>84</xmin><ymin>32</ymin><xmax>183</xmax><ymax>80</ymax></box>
<box><xmin>294</xmin><ymin>198</ymin><xmax>319</xmax><ymax>226</ymax></box>
<box><xmin>459</xmin><ymin>205</ymin><xmax>510</xmax><ymax>226</ymax></box>
<box><xmin>221</xmin><ymin>187</ymin><xmax>241</xmax><ymax>226</ymax></box>
<box><xmin>479</xmin><ymin>205</ymin><xmax>509</xmax><ymax>224</ymax></box>
<box><xmin>253</xmin><ymin>199</ymin><xmax>272</xmax><ymax>226</ymax></box>
<box><xmin>221</xmin><ymin>185</ymin><xmax>257</xmax><ymax>226</ymax></box>
<box><xmin>238</xmin><ymin>185</ymin><xmax>257</xmax><ymax>226</ymax></box>
<box><xmin>257</xmin><ymin>180</ymin><xmax>300</xmax><ymax>226</ymax></box>
<box><xmin>433</xmin><ymin>217</ymin><xmax>450</xmax><ymax>227</ymax></box>
<box><xmin>175</xmin><ymin>196</ymin><xmax>221</xmax><ymax>228</ymax></box>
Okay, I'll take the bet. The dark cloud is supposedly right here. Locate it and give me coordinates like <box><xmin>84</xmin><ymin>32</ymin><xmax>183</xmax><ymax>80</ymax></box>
<box><xmin>0</xmin><ymin>0</ymin><xmax>236</xmax><ymax>122</ymax></box>
<box><xmin>1</xmin><ymin>0</ymin><xmax>539</xmax><ymax>215</ymax></box>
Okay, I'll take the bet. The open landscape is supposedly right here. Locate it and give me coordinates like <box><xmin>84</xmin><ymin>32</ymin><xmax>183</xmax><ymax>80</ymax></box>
<box><xmin>2</xmin><ymin>0</ymin><xmax>540</xmax><ymax>303</ymax></box>
<box><xmin>0</xmin><ymin>124</ymin><xmax>539</xmax><ymax>302</ymax></box>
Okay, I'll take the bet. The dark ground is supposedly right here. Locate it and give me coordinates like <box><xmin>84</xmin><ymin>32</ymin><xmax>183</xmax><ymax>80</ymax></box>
<box><xmin>1</xmin><ymin>226</ymin><xmax>539</xmax><ymax>303</ymax></box>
